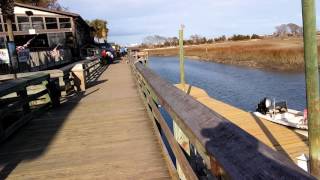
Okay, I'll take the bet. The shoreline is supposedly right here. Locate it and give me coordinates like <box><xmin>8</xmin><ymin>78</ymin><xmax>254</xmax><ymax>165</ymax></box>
<box><xmin>150</xmin><ymin>54</ymin><xmax>304</xmax><ymax>72</ymax></box>
<box><xmin>146</xmin><ymin>38</ymin><xmax>320</xmax><ymax>72</ymax></box>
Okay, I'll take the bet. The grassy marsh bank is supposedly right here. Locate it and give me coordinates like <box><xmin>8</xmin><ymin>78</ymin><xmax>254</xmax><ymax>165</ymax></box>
<box><xmin>146</xmin><ymin>38</ymin><xmax>320</xmax><ymax>71</ymax></box>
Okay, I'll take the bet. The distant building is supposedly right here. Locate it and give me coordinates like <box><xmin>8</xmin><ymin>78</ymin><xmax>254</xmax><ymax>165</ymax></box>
<box><xmin>0</xmin><ymin>3</ymin><xmax>94</xmax><ymax>57</ymax></box>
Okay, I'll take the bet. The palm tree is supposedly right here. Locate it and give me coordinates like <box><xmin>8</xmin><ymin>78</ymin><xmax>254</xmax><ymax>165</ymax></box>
<box><xmin>88</xmin><ymin>19</ymin><xmax>108</xmax><ymax>41</ymax></box>
<box><xmin>1</xmin><ymin>0</ymin><xmax>15</xmax><ymax>41</ymax></box>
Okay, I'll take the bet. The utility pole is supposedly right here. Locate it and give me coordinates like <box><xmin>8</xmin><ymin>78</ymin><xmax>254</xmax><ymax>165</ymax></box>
<box><xmin>301</xmin><ymin>0</ymin><xmax>320</xmax><ymax>177</ymax></box>
<box><xmin>179</xmin><ymin>25</ymin><xmax>185</xmax><ymax>89</ymax></box>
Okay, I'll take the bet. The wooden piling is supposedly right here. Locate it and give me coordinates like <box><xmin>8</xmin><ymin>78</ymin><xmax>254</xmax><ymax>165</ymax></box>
<box><xmin>179</xmin><ymin>25</ymin><xmax>185</xmax><ymax>90</ymax></box>
<box><xmin>301</xmin><ymin>0</ymin><xmax>320</xmax><ymax>177</ymax></box>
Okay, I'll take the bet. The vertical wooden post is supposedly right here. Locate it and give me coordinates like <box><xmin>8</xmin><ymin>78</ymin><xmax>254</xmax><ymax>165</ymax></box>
<box><xmin>17</xmin><ymin>87</ymin><xmax>30</xmax><ymax>114</ymax></box>
<box><xmin>42</xmin><ymin>80</ymin><xmax>52</xmax><ymax>104</ymax></box>
<box><xmin>205</xmin><ymin>47</ymin><xmax>208</xmax><ymax>59</ymax></box>
<box><xmin>301</xmin><ymin>0</ymin><xmax>320</xmax><ymax>177</ymax></box>
<box><xmin>146</xmin><ymin>51</ymin><xmax>149</xmax><ymax>66</ymax></box>
<box><xmin>47</xmin><ymin>79</ymin><xmax>61</xmax><ymax>107</ymax></box>
<box><xmin>173</xmin><ymin>121</ymin><xmax>190</xmax><ymax>180</ymax></box>
<box><xmin>72</xmin><ymin>63</ymin><xmax>86</xmax><ymax>92</ymax></box>
<box><xmin>179</xmin><ymin>25</ymin><xmax>185</xmax><ymax>90</ymax></box>
<box><xmin>59</xmin><ymin>75</ymin><xmax>67</xmax><ymax>96</ymax></box>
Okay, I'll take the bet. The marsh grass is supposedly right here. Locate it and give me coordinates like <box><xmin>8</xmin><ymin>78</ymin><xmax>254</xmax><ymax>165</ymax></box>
<box><xmin>147</xmin><ymin>38</ymin><xmax>320</xmax><ymax>71</ymax></box>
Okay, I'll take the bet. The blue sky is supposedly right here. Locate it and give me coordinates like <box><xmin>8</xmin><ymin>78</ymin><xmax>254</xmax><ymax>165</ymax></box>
<box><xmin>60</xmin><ymin>0</ymin><xmax>320</xmax><ymax>45</ymax></box>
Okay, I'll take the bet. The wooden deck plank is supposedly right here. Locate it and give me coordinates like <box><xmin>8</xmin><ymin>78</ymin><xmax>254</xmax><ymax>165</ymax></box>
<box><xmin>0</xmin><ymin>62</ymin><xmax>170</xmax><ymax>179</ymax></box>
<box><xmin>176</xmin><ymin>84</ymin><xmax>309</xmax><ymax>164</ymax></box>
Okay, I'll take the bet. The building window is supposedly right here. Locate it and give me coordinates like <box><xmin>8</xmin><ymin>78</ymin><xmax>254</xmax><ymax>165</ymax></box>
<box><xmin>31</xmin><ymin>17</ymin><xmax>44</xmax><ymax>30</ymax></box>
<box><xmin>47</xmin><ymin>32</ymin><xmax>66</xmax><ymax>47</ymax></box>
<box><xmin>65</xmin><ymin>32</ymin><xmax>74</xmax><ymax>48</ymax></box>
<box><xmin>3</xmin><ymin>16</ymin><xmax>17</xmax><ymax>32</ymax></box>
<box><xmin>45</xmin><ymin>17</ymin><xmax>58</xmax><ymax>29</ymax></box>
<box><xmin>4</xmin><ymin>24</ymin><xmax>17</xmax><ymax>32</ymax></box>
<box><xmin>17</xmin><ymin>16</ymin><xmax>31</xmax><ymax>31</ymax></box>
<box><xmin>59</xmin><ymin>18</ymin><xmax>71</xmax><ymax>29</ymax></box>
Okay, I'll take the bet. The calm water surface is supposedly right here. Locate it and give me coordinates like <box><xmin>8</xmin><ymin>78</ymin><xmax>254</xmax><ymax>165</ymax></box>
<box><xmin>149</xmin><ymin>56</ymin><xmax>310</xmax><ymax>111</ymax></box>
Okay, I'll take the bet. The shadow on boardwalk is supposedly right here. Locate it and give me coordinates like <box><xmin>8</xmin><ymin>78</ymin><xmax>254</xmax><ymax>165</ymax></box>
<box><xmin>0</xmin><ymin>65</ymin><xmax>109</xmax><ymax>179</ymax></box>
<box><xmin>86</xmin><ymin>65</ymin><xmax>109</xmax><ymax>88</ymax></box>
<box><xmin>0</xmin><ymin>61</ymin><xmax>170</xmax><ymax>179</ymax></box>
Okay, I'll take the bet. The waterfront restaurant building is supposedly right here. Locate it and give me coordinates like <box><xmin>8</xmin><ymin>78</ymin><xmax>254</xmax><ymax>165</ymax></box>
<box><xmin>0</xmin><ymin>3</ymin><xmax>93</xmax><ymax>57</ymax></box>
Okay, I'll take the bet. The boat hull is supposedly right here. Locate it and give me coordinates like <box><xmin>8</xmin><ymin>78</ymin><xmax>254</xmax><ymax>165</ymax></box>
<box><xmin>253</xmin><ymin>109</ymin><xmax>308</xmax><ymax>130</ymax></box>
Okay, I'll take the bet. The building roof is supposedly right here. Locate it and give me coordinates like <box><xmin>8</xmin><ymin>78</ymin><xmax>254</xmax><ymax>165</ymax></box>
<box><xmin>14</xmin><ymin>3</ymin><xmax>90</xmax><ymax>29</ymax></box>
<box><xmin>15</xmin><ymin>2</ymin><xmax>80</xmax><ymax>17</ymax></box>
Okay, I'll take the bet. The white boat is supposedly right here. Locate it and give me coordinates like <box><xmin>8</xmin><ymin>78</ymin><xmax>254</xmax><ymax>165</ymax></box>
<box><xmin>254</xmin><ymin>98</ymin><xmax>308</xmax><ymax>130</ymax></box>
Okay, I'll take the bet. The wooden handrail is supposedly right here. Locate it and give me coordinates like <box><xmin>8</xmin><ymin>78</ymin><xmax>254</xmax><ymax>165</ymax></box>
<box><xmin>84</xmin><ymin>60</ymin><xmax>100</xmax><ymax>71</ymax></box>
<box><xmin>133</xmin><ymin>62</ymin><xmax>315</xmax><ymax>179</ymax></box>
<box><xmin>0</xmin><ymin>73</ymin><xmax>60</xmax><ymax>142</ymax></box>
<box><xmin>0</xmin><ymin>57</ymin><xmax>100</xmax><ymax>96</ymax></box>
<box><xmin>135</xmin><ymin>70</ymin><xmax>198</xmax><ymax>180</ymax></box>
<box><xmin>0</xmin><ymin>57</ymin><xmax>98</xmax><ymax>82</ymax></box>
<box><xmin>59</xmin><ymin>58</ymin><xmax>97</xmax><ymax>73</ymax></box>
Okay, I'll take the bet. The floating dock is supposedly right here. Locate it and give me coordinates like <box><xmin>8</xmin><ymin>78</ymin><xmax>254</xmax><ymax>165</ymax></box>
<box><xmin>176</xmin><ymin>84</ymin><xmax>309</xmax><ymax>164</ymax></box>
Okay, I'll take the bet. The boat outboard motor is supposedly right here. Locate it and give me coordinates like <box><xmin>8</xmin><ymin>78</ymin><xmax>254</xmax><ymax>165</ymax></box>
<box><xmin>256</xmin><ymin>97</ymin><xmax>272</xmax><ymax>115</ymax></box>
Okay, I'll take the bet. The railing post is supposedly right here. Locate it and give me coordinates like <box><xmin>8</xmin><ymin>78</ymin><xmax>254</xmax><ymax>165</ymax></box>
<box><xmin>17</xmin><ymin>87</ymin><xmax>30</xmax><ymax>114</ymax></box>
<box><xmin>301</xmin><ymin>0</ymin><xmax>320</xmax><ymax>177</ymax></box>
<box><xmin>173</xmin><ymin>121</ymin><xmax>190</xmax><ymax>180</ymax></box>
<box><xmin>47</xmin><ymin>79</ymin><xmax>61</xmax><ymax>107</ymax></box>
<box><xmin>71</xmin><ymin>63</ymin><xmax>86</xmax><ymax>92</ymax></box>
<box><xmin>42</xmin><ymin>80</ymin><xmax>52</xmax><ymax>104</ymax></box>
<box><xmin>145</xmin><ymin>51</ymin><xmax>149</xmax><ymax>66</ymax></box>
<box><xmin>59</xmin><ymin>73</ymin><xmax>67</xmax><ymax>96</ymax></box>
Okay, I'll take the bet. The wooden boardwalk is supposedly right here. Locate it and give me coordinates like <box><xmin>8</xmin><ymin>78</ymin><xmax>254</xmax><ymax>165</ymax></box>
<box><xmin>176</xmin><ymin>84</ymin><xmax>308</xmax><ymax>164</ymax></box>
<box><xmin>0</xmin><ymin>62</ymin><xmax>170</xmax><ymax>179</ymax></box>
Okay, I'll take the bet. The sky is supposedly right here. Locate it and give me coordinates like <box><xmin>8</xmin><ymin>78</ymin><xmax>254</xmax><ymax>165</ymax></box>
<box><xmin>59</xmin><ymin>0</ymin><xmax>320</xmax><ymax>45</ymax></box>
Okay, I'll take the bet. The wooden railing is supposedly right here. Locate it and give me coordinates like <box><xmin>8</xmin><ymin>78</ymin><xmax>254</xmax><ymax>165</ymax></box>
<box><xmin>0</xmin><ymin>57</ymin><xmax>101</xmax><ymax>95</ymax></box>
<box><xmin>132</xmin><ymin>51</ymin><xmax>149</xmax><ymax>65</ymax></box>
<box><xmin>0</xmin><ymin>73</ymin><xmax>60</xmax><ymax>142</ymax></box>
<box><xmin>0</xmin><ymin>49</ymin><xmax>72</xmax><ymax>75</ymax></box>
<box><xmin>71</xmin><ymin>58</ymin><xmax>102</xmax><ymax>91</ymax></box>
<box><xmin>0</xmin><ymin>57</ymin><xmax>103</xmax><ymax>142</ymax></box>
<box><xmin>130</xmin><ymin>58</ymin><xmax>315</xmax><ymax>179</ymax></box>
<box><xmin>83</xmin><ymin>58</ymin><xmax>102</xmax><ymax>82</ymax></box>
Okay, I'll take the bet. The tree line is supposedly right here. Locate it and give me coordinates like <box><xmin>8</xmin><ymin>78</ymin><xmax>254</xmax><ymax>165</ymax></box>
<box><xmin>274</xmin><ymin>23</ymin><xmax>303</xmax><ymax>37</ymax></box>
<box><xmin>140</xmin><ymin>33</ymin><xmax>262</xmax><ymax>48</ymax></box>
<box><xmin>140</xmin><ymin>23</ymin><xmax>304</xmax><ymax>48</ymax></box>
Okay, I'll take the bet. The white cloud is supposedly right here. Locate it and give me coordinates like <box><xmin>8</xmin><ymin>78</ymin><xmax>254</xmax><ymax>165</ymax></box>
<box><xmin>60</xmin><ymin>0</ymin><xmax>320</xmax><ymax>44</ymax></box>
